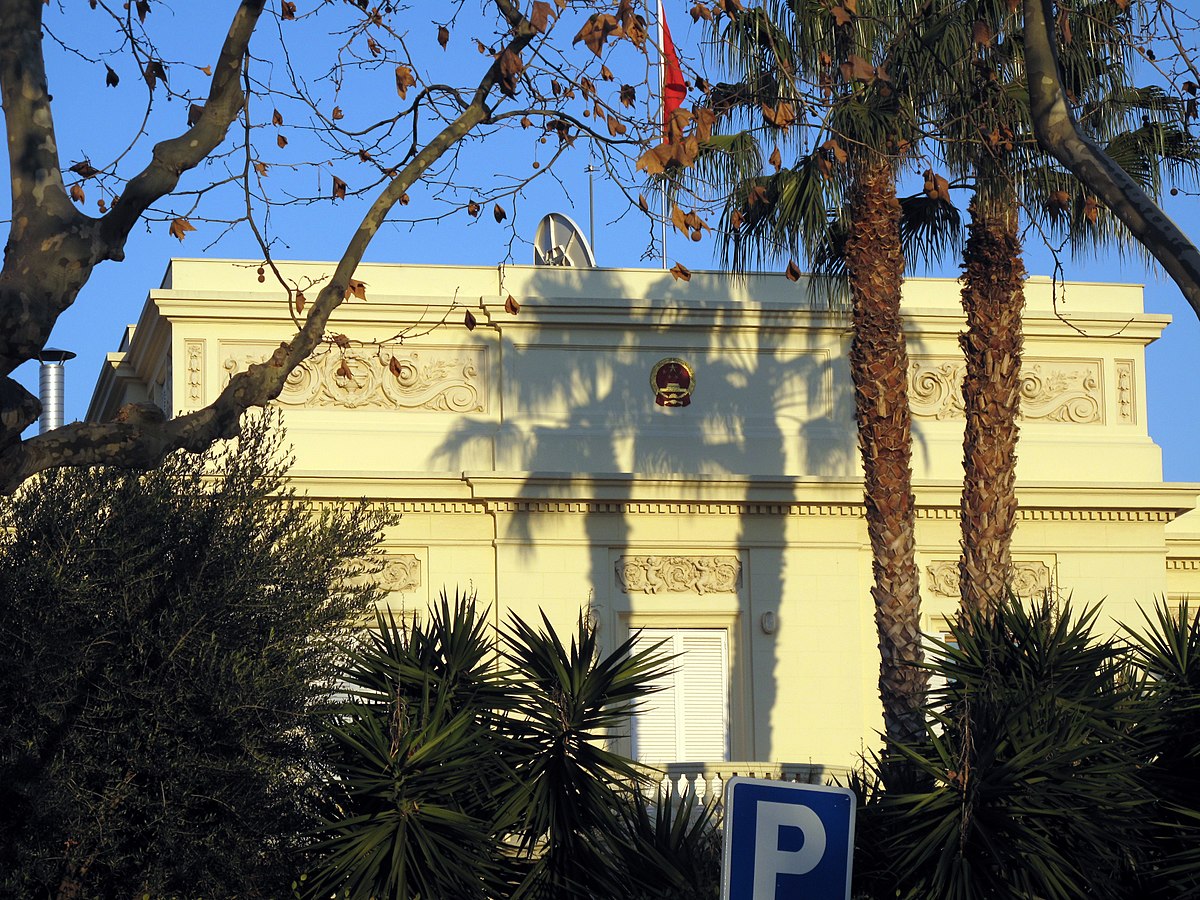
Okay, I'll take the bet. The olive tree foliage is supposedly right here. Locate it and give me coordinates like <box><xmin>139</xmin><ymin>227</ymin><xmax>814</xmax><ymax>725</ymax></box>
<box><xmin>0</xmin><ymin>413</ymin><xmax>392</xmax><ymax>898</ymax></box>
<box><xmin>0</xmin><ymin>0</ymin><xmax>675</xmax><ymax>493</ymax></box>
<box><xmin>1024</xmin><ymin>0</ymin><xmax>1200</xmax><ymax>321</ymax></box>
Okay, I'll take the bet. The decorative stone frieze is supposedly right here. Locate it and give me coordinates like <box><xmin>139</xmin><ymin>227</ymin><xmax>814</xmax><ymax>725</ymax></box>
<box><xmin>349</xmin><ymin>553</ymin><xmax>422</xmax><ymax>593</ymax></box>
<box><xmin>909</xmin><ymin>357</ymin><xmax>1102</xmax><ymax>424</ymax></box>
<box><xmin>185</xmin><ymin>340</ymin><xmax>205</xmax><ymax>409</ymax></box>
<box><xmin>615</xmin><ymin>556</ymin><xmax>741</xmax><ymax>594</ymax></box>
<box><xmin>1116</xmin><ymin>359</ymin><xmax>1135</xmax><ymax>423</ymax></box>
<box><xmin>925</xmin><ymin>559</ymin><xmax>1053</xmax><ymax>598</ymax></box>
<box><xmin>222</xmin><ymin>345</ymin><xmax>484</xmax><ymax>412</ymax></box>
<box><xmin>377</xmin><ymin>554</ymin><xmax>422</xmax><ymax>593</ymax></box>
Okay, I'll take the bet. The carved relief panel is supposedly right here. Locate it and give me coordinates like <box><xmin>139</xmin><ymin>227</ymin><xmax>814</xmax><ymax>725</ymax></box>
<box><xmin>925</xmin><ymin>558</ymin><xmax>1054</xmax><ymax>599</ymax></box>
<box><xmin>909</xmin><ymin>357</ymin><xmax>1103</xmax><ymax>424</ymax></box>
<box><xmin>221</xmin><ymin>344</ymin><xmax>486</xmax><ymax>412</ymax></box>
<box><xmin>185</xmin><ymin>340</ymin><xmax>205</xmax><ymax>411</ymax></box>
<box><xmin>615</xmin><ymin>556</ymin><xmax>742</xmax><ymax>594</ymax></box>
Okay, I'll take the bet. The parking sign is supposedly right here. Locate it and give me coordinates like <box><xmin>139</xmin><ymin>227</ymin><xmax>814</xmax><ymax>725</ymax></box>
<box><xmin>721</xmin><ymin>777</ymin><xmax>856</xmax><ymax>900</ymax></box>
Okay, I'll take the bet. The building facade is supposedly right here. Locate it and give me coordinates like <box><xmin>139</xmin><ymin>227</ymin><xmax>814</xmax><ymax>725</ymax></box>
<box><xmin>88</xmin><ymin>258</ymin><xmax>1200</xmax><ymax>784</ymax></box>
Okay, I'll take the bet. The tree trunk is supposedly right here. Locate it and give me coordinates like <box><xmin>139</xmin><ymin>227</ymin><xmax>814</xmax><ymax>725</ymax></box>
<box><xmin>958</xmin><ymin>199</ymin><xmax>1025</xmax><ymax>614</ymax></box>
<box><xmin>844</xmin><ymin>157</ymin><xmax>926</xmax><ymax>751</ymax></box>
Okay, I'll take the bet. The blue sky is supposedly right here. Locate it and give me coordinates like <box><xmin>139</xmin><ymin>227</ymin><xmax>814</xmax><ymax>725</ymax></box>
<box><xmin>10</xmin><ymin>2</ymin><xmax>1200</xmax><ymax>483</ymax></box>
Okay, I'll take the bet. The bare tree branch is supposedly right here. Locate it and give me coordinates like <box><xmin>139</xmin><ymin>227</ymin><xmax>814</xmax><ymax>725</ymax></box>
<box><xmin>0</xmin><ymin>0</ymin><xmax>544</xmax><ymax>493</ymax></box>
<box><xmin>1024</xmin><ymin>0</ymin><xmax>1200</xmax><ymax>322</ymax></box>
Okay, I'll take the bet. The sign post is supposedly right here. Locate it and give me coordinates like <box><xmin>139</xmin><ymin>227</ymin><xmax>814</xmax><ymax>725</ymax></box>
<box><xmin>721</xmin><ymin>776</ymin><xmax>856</xmax><ymax>900</ymax></box>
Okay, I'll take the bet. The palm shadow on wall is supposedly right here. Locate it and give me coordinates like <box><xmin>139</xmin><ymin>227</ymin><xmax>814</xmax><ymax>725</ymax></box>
<box><xmin>430</xmin><ymin>266</ymin><xmax>860</xmax><ymax>765</ymax></box>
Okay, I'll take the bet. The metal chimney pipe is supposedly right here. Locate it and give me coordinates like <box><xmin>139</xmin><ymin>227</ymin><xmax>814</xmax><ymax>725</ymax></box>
<box><xmin>38</xmin><ymin>349</ymin><xmax>76</xmax><ymax>434</ymax></box>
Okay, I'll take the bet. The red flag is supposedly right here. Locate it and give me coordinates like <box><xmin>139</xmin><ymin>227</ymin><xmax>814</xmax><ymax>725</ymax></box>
<box><xmin>659</xmin><ymin>1</ymin><xmax>687</xmax><ymax>138</ymax></box>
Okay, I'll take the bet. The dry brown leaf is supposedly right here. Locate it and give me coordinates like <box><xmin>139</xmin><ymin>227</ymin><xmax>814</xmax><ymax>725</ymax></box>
<box><xmin>923</xmin><ymin>169</ymin><xmax>951</xmax><ymax>201</ymax></box>
<box><xmin>464</xmin><ymin>309</ymin><xmax>477</xmax><ymax>330</ymax></box>
<box><xmin>294</xmin><ymin>290</ymin><xmax>306</xmax><ymax>313</ymax></box>
<box><xmin>1083</xmin><ymin>195</ymin><xmax>1100</xmax><ymax>224</ymax></box>
<box><xmin>281</xmin><ymin>0</ymin><xmax>296</xmax><ymax>20</ymax></box>
<box><xmin>694</xmin><ymin>107</ymin><xmax>716</xmax><ymax>141</ymax></box>
<box><xmin>635</xmin><ymin>143</ymin><xmax>672</xmax><ymax>175</ymax></box>
<box><xmin>839</xmin><ymin>54</ymin><xmax>875</xmax><ymax>82</ymax></box>
<box><xmin>690</xmin><ymin>3</ymin><xmax>712</xmax><ymax>21</ymax></box>
<box><xmin>761</xmin><ymin>102</ymin><xmax>795</xmax><ymax>129</ymax></box>
<box><xmin>332</xmin><ymin>175</ymin><xmax>347</xmax><ymax>200</ymax></box>
<box><xmin>670</xmin><ymin>262</ymin><xmax>691</xmax><ymax>282</ymax></box>
<box><xmin>254</xmin><ymin>160</ymin><xmax>269</xmax><ymax>177</ymax></box>
<box><xmin>367</xmin><ymin>36</ymin><xmax>381</xmax><ymax>56</ymax></box>
<box><xmin>530</xmin><ymin>0</ymin><xmax>554</xmax><ymax>33</ymax></box>
<box><xmin>573</xmin><ymin>12</ymin><xmax>622</xmax><ymax>56</ymax></box>
<box><xmin>395</xmin><ymin>65</ymin><xmax>416</xmax><ymax>99</ymax></box>
<box><xmin>143</xmin><ymin>60</ymin><xmax>167</xmax><ymax>91</ymax></box>
<box><xmin>600</xmin><ymin>64</ymin><xmax>613</xmax><ymax>81</ymax></box>
<box><xmin>820</xmin><ymin>137</ymin><xmax>848</xmax><ymax>163</ymax></box>
<box><xmin>467</xmin><ymin>200</ymin><xmax>481</xmax><ymax>217</ymax></box>
<box><xmin>607</xmin><ymin>115</ymin><xmax>626</xmax><ymax>137</ymax></box>
<box><xmin>831</xmin><ymin>4</ymin><xmax>852</xmax><ymax>26</ymax></box>
<box><xmin>389</xmin><ymin>356</ymin><xmax>403</xmax><ymax>377</ymax></box>
<box><xmin>504</xmin><ymin>294</ymin><xmax>521</xmax><ymax>315</ymax></box>
<box><xmin>619</xmin><ymin>84</ymin><xmax>636</xmax><ymax>107</ymax></box>
<box><xmin>437</xmin><ymin>24</ymin><xmax>450</xmax><ymax>49</ymax></box>
<box><xmin>497</xmin><ymin>48</ymin><xmax>523</xmax><ymax>97</ymax></box>
<box><xmin>276</xmin><ymin>133</ymin><xmax>288</xmax><ymax>149</ymax></box>
<box><xmin>972</xmin><ymin>20</ymin><xmax>992</xmax><ymax>46</ymax></box>
<box><xmin>105</xmin><ymin>65</ymin><xmax>119</xmax><ymax>87</ymax></box>
<box><xmin>331</xmin><ymin>333</ymin><xmax>352</xmax><ymax>349</ymax></box>
<box><xmin>332</xmin><ymin>106</ymin><xmax>343</xmax><ymax>120</ymax></box>
<box><xmin>671</xmin><ymin>204</ymin><xmax>688</xmax><ymax>236</ymax></box>
<box><xmin>169</xmin><ymin>217</ymin><xmax>197</xmax><ymax>241</ymax></box>
<box><xmin>272</xmin><ymin>108</ymin><xmax>284</xmax><ymax>127</ymax></box>
<box><xmin>769</xmin><ymin>145</ymin><xmax>782</xmax><ymax>172</ymax></box>
<box><xmin>638</xmin><ymin>193</ymin><xmax>649</xmax><ymax>212</ymax></box>
<box><xmin>493</xmin><ymin>203</ymin><xmax>507</xmax><ymax>223</ymax></box>
<box><xmin>785</xmin><ymin>260</ymin><xmax>802</xmax><ymax>281</ymax></box>
<box><xmin>69</xmin><ymin>160</ymin><xmax>100</xmax><ymax>179</ymax></box>
<box><xmin>69</xmin><ymin>183</ymin><xmax>85</xmax><ymax>203</ymax></box>
<box><xmin>344</xmin><ymin>279</ymin><xmax>367</xmax><ymax>300</ymax></box>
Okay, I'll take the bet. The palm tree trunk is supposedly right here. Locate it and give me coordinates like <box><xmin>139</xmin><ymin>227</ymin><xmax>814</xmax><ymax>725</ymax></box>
<box><xmin>958</xmin><ymin>198</ymin><xmax>1025</xmax><ymax>615</ymax></box>
<box><xmin>844</xmin><ymin>157</ymin><xmax>927</xmax><ymax>751</ymax></box>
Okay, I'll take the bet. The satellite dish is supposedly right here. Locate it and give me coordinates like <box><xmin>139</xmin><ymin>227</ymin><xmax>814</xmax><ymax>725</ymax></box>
<box><xmin>533</xmin><ymin>212</ymin><xmax>596</xmax><ymax>267</ymax></box>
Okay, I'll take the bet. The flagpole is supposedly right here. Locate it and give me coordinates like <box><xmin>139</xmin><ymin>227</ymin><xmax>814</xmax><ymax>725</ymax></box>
<box><xmin>658</xmin><ymin>0</ymin><xmax>667</xmax><ymax>269</ymax></box>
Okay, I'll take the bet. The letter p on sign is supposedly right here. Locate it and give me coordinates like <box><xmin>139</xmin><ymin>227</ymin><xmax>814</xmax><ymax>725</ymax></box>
<box><xmin>721</xmin><ymin>777</ymin><xmax>856</xmax><ymax>900</ymax></box>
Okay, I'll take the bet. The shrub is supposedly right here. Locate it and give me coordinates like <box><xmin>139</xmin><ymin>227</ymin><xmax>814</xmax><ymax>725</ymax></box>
<box><xmin>864</xmin><ymin>596</ymin><xmax>1147</xmax><ymax>899</ymax></box>
<box><xmin>304</xmin><ymin>592</ymin><xmax>719</xmax><ymax>900</ymax></box>
<box><xmin>0</xmin><ymin>415</ymin><xmax>389</xmax><ymax>898</ymax></box>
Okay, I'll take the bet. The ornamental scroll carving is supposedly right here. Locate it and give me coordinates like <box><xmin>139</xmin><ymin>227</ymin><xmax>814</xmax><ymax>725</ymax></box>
<box><xmin>615</xmin><ymin>556</ymin><xmax>741</xmax><ymax>594</ymax></box>
<box><xmin>378</xmin><ymin>555</ymin><xmax>422</xmax><ymax>593</ymax></box>
<box><xmin>351</xmin><ymin>554</ymin><xmax>422</xmax><ymax>594</ymax></box>
<box><xmin>222</xmin><ymin>347</ymin><xmax>484</xmax><ymax>412</ymax></box>
<box><xmin>925</xmin><ymin>560</ymin><xmax>1052</xmax><ymax>598</ymax></box>
<box><xmin>185</xmin><ymin>340</ymin><xmax>205</xmax><ymax>409</ymax></box>
<box><xmin>909</xmin><ymin>358</ymin><xmax>1102</xmax><ymax>424</ymax></box>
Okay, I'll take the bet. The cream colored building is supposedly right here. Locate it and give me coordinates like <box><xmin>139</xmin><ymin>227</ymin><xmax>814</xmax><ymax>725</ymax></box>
<box><xmin>88</xmin><ymin>258</ymin><xmax>1200</xmax><ymax>790</ymax></box>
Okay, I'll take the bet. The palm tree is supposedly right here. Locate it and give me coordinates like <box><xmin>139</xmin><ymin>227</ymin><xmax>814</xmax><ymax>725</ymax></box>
<box><xmin>928</xmin><ymin>0</ymin><xmax>1200</xmax><ymax>614</ymax></box>
<box><xmin>699</xmin><ymin>1</ymin><xmax>942</xmax><ymax>754</ymax></box>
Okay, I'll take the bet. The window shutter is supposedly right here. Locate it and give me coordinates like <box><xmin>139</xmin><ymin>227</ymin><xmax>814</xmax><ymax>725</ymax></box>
<box><xmin>678</xmin><ymin>631</ymin><xmax>728</xmax><ymax>761</ymax></box>
<box><xmin>631</xmin><ymin>628</ymin><xmax>728</xmax><ymax>763</ymax></box>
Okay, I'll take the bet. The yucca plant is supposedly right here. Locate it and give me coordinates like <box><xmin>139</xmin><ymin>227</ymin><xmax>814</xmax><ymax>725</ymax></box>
<box><xmin>1123</xmin><ymin>600</ymin><xmax>1200</xmax><ymax>898</ymax></box>
<box><xmin>304</xmin><ymin>593</ymin><xmax>677</xmax><ymax>900</ymax></box>
<box><xmin>869</xmin><ymin>595</ymin><xmax>1147</xmax><ymax>899</ymax></box>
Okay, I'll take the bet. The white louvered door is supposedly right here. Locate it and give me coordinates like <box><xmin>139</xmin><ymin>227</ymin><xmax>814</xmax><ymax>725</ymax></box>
<box><xmin>631</xmin><ymin>628</ymin><xmax>729</xmax><ymax>763</ymax></box>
